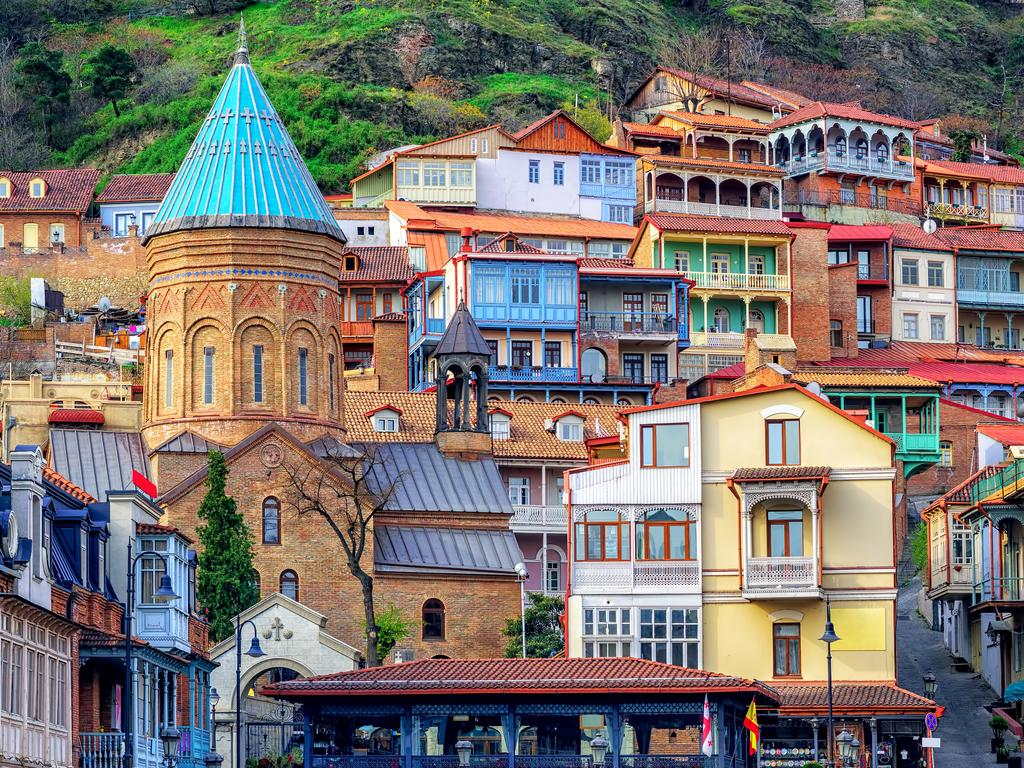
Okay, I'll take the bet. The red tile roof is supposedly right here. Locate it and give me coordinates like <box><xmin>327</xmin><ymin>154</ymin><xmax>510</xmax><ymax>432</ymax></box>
<box><xmin>817</xmin><ymin>341</ymin><xmax>1024</xmax><ymax>367</ymax></box>
<box><xmin>935</xmin><ymin>228</ymin><xmax>1024</xmax><ymax>253</ymax></box>
<box><xmin>48</xmin><ymin>408</ymin><xmax>104</xmax><ymax>425</ymax></box>
<box><xmin>137</xmin><ymin>522</ymin><xmax>193</xmax><ymax>544</ymax></box>
<box><xmin>827</xmin><ymin>224</ymin><xmax>892</xmax><ymax>242</ymax></box>
<box><xmin>977</xmin><ymin>423</ymin><xmax>1024</xmax><ymax>446</ymax></box>
<box><xmin>621</xmin><ymin>122</ymin><xmax>683</xmax><ymax>138</ymax></box>
<box><xmin>262</xmin><ymin>657</ymin><xmax>780</xmax><ymax>700</ymax></box>
<box><xmin>771</xmin><ymin>101</ymin><xmax>919</xmax><ymax>131</ymax></box>
<box><xmin>0</xmin><ymin>169</ymin><xmax>100</xmax><ymax>213</ymax></box>
<box><xmin>645</xmin><ymin>153</ymin><xmax>784</xmax><ymax>176</ymax></box>
<box><xmin>476</xmin><ymin>235</ymin><xmax>548</xmax><ymax>254</ymax></box>
<box><xmin>702</xmin><ymin>361</ymin><xmax>745</xmax><ymax>380</ymax></box>
<box><xmin>95</xmin><ymin>173</ymin><xmax>175</xmax><ymax>203</ymax></box>
<box><xmin>923</xmin><ymin>160</ymin><xmax>1024</xmax><ymax>184</ymax></box>
<box><xmin>772</xmin><ymin>681</ymin><xmax>934</xmax><ymax>714</ymax></box>
<box><xmin>374</xmin><ymin>312</ymin><xmax>407</xmax><ymax>322</ymax></box>
<box><xmin>660</xmin><ymin>111</ymin><xmax>771</xmax><ymax>132</ymax></box>
<box><xmin>42</xmin><ymin>465</ymin><xmax>96</xmax><ymax>504</ymax></box>
<box><xmin>339</xmin><ymin>246</ymin><xmax>413</xmax><ymax>283</ymax></box>
<box><xmin>890</xmin><ymin>223</ymin><xmax>953</xmax><ymax>252</ymax></box>
<box><xmin>740</xmin><ymin>81</ymin><xmax>813</xmax><ymax>109</ymax></box>
<box><xmin>646</xmin><ymin>213</ymin><xmax>793</xmax><ymax>236</ymax></box>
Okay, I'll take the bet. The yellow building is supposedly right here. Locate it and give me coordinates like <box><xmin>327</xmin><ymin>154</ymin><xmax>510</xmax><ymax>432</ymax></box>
<box><xmin>566</xmin><ymin>384</ymin><xmax>934</xmax><ymax>764</ymax></box>
<box><xmin>921</xmin><ymin>159</ymin><xmax>1024</xmax><ymax>228</ymax></box>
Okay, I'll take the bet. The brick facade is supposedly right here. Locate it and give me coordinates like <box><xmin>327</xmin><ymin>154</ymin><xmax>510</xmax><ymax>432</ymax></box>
<box><xmin>0</xmin><ymin>211</ymin><xmax>89</xmax><ymax>249</ymax></box>
<box><xmin>827</xmin><ymin>262</ymin><xmax>860</xmax><ymax>358</ymax></box>
<box><xmin>787</xmin><ymin>224</ymin><xmax>831</xmax><ymax>363</ymax></box>
<box><xmin>372</xmin><ymin>315</ymin><xmax>409</xmax><ymax>386</ymax></box>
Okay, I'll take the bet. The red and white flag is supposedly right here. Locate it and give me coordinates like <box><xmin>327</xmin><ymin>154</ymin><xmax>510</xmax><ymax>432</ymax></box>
<box><xmin>701</xmin><ymin>694</ymin><xmax>713</xmax><ymax>756</ymax></box>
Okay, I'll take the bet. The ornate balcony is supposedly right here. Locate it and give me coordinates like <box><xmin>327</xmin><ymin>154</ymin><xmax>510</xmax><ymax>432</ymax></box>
<box><xmin>581</xmin><ymin>312</ymin><xmax>678</xmax><ymax>336</ymax></box>
<box><xmin>649</xmin><ymin>198</ymin><xmax>782</xmax><ymax>220</ymax></box>
<box><xmin>488</xmin><ymin>365</ymin><xmax>579</xmax><ymax>383</ymax></box>
<box><xmin>510</xmin><ymin>504</ymin><xmax>568</xmax><ymax>532</ymax></box>
<box><xmin>573</xmin><ymin>560</ymin><xmax>700</xmax><ymax>593</ymax></box>
<box><xmin>682</xmin><ymin>271</ymin><xmax>789</xmax><ymax>292</ymax></box>
<box><xmin>743</xmin><ymin>556</ymin><xmax>819</xmax><ymax>598</ymax></box>
<box><xmin>689</xmin><ymin>331</ymin><xmax>791</xmax><ymax>350</ymax></box>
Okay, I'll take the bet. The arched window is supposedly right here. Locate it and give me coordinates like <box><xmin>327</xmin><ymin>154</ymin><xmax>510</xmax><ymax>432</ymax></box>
<box><xmin>834</xmin><ymin>136</ymin><xmax>847</xmax><ymax>156</ymax></box>
<box><xmin>574</xmin><ymin>510</ymin><xmax>628</xmax><ymax>561</ymax></box>
<box><xmin>280</xmin><ymin>570</ymin><xmax>298</xmax><ymax>600</ymax></box>
<box><xmin>636</xmin><ymin>509</ymin><xmax>697</xmax><ymax>561</ymax></box>
<box><xmin>748</xmin><ymin>309</ymin><xmax>765</xmax><ymax>333</ymax></box>
<box><xmin>582</xmin><ymin>348</ymin><xmax>607</xmax><ymax>383</ymax></box>
<box><xmin>855</xmin><ymin>138</ymin><xmax>868</xmax><ymax>159</ymax></box>
<box><xmin>262</xmin><ymin>497</ymin><xmax>280</xmax><ymax>544</ymax></box>
<box><xmin>875</xmin><ymin>143</ymin><xmax>889</xmax><ymax>162</ymax></box>
<box><xmin>422</xmin><ymin>599</ymin><xmax>445</xmax><ymax>640</ymax></box>
<box><xmin>712</xmin><ymin>307</ymin><xmax>731</xmax><ymax>333</ymax></box>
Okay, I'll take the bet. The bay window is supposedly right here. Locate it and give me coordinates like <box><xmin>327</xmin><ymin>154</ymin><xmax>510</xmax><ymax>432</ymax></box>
<box><xmin>636</xmin><ymin>509</ymin><xmax>696</xmax><ymax>560</ymax></box>
<box><xmin>575</xmin><ymin>510</ymin><xmax>628</xmax><ymax>561</ymax></box>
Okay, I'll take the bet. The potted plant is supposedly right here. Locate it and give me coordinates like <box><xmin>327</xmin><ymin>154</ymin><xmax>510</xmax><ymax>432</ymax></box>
<box><xmin>998</xmin><ymin>745</ymin><xmax>1011</xmax><ymax>764</ymax></box>
<box><xmin>802</xmin><ymin>763</ymin><xmax>825</xmax><ymax>768</ymax></box>
<box><xmin>993</xmin><ymin>716</ymin><xmax>1010</xmax><ymax>752</ymax></box>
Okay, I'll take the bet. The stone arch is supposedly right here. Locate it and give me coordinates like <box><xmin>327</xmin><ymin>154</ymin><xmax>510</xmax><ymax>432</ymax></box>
<box><xmin>185</xmin><ymin>320</ymin><xmax>227</xmax><ymax>412</ymax></box>
<box><xmin>235</xmin><ymin>318</ymin><xmax>280</xmax><ymax>411</ymax></box>
<box><xmin>235</xmin><ymin>656</ymin><xmax>315</xmax><ymax>709</ymax></box>
<box><xmin>286</xmin><ymin>320</ymin><xmax>323</xmax><ymax>414</ymax></box>
<box><xmin>150</xmin><ymin>322</ymin><xmax>182</xmax><ymax>420</ymax></box>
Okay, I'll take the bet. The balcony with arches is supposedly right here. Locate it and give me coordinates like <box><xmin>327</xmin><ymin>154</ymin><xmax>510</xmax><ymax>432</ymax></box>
<box><xmin>772</xmin><ymin>120</ymin><xmax>915</xmax><ymax>183</ymax></box>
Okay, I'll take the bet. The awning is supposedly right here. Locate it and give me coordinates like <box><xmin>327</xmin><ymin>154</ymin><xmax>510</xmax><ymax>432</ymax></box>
<box><xmin>49</xmin><ymin>408</ymin><xmax>104</xmax><ymax>425</ymax></box>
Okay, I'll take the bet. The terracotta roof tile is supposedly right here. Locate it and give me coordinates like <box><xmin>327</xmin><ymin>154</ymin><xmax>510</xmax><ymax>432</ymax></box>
<box><xmin>923</xmin><ymin>160</ymin><xmax>1024</xmax><ymax>184</ymax></box>
<box><xmin>621</xmin><ymin>122</ymin><xmax>683</xmax><ymax>138</ymax></box>
<box><xmin>646</xmin><ymin>213</ymin><xmax>793</xmax><ymax>236</ymax></box>
<box><xmin>95</xmin><ymin>173</ymin><xmax>175</xmax><ymax>203</ymax></box>
<box><xmin>732</xmin><ymin>466</ymin><xmax>830</xmax><ymax>481</ymax></box>
<box><xmin>890</xmin><ymin>223</ymin><xmax>953</xmax><ymax>252</ymax></box>
<box><xmin>387</xmin><ymin>201</ymin><xmax>638</xmax><ymax>241</ymax></box>
<box><xmin>816</xmin><ymin>340</ymin><xmax>1023</xmax><ymax>366</ymax></box>
<box><xmin>344</xmin><ymin>391</ymin><xmax>620</xmax><ymax>461</ymax></box>
<box><xmin>0</xmin><ymin>169</ymin><xmax>100</xmax><ymax>213</ymax></box>
<box><xmin>792</xmin><ymin>369</ymin><xmax>940</xmax><ymax>388</ymax></box>
<box><xmin>946</xmin><ymin>464</ymin><xmax>1003</xmax><ymax>503</ymax></box>
<box><xmin>740</xmin><ymin>81</ymin><xmax>813</xmax><ymax>109</ymax></box>
<box><xmin>646</xmin><ymin>153</ymin><xmax>784</xmax><ymax>176</ymax></box>
<box><xmin>339</xmin><ymin>246</ymin><xmax>413</xmax><ymax>283</ymax></box>
<box><xmin>654</xmin><ymin>67</ymin><xmax>783</xmax><ymax>110</ymax></box>
<box><xmin>661</xmin><ymin>111</ymin><xmax>771</xmax><ymax>132</ymax></box>
<box><xmin>137</xmin><ymin>521</ymin><xmax>193</xmax><ymax>543</ymax></box>
<box><xmin>477</xmin><ymin>235</ymin><xmax>548</xmax><ymax>254</ymax></box>
<box><xmin>42</xmin><ymin>465</ymin><xmax>96</xmax><ymax>504</ymax></box>
<box><xmin>934</xmin><ymin>228</ymin><xmax>1024</xmax><ymax>253</ymax></box>
<box><xmin>771</xmin><ymin>101</ymin><xmax>919</xmax><ymax>131</ymax></box>
<box><xmin>772</xmin><ymin>681</ymin><xmax>934</xmax><ymax>713</ymax></box>
<box><xmin>827</xmin><ymin>224</ymin><xmax>892</xmax><ymax>242</ymax></box>
<box><xmin>374</xmin><ymin>311</ymin><xmax>406</xmax><ymax>322</ymax></box>
<box><xmin>48</xmin><ymin>408</ymin><xmax>105</xmax><ymax>425</ymax></box>
<box><xmin>264</xmin><ymin>656</ymin><xmax>780</xmax><ymax>700</ymax></box>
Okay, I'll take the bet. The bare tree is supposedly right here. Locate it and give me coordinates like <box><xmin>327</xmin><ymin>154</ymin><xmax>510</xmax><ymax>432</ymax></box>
<box><xmin>0</xmin><ymin>38</ymin><xmax>48</xmax><ymax>170</ymax></box>
<box><xmin>279</xmin><ymin>444</ymin><xmax>402</xmax><ymax>667</ymax></box>
<box><xmin>656</xmin><ymin>30</ymin><xmax>723</xmax><ymax>115</ymax></box>
<box><xmin>730</xmin><ymin>29</ymin><xmax>771</xmax><ymax>83</ymax></box>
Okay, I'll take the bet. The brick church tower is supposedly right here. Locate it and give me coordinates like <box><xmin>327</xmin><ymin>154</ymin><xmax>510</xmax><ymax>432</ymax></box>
<box><xmin>140</xmin><ymin>21</ymin><xmax>347</xmax><ymax>450</ymax></box>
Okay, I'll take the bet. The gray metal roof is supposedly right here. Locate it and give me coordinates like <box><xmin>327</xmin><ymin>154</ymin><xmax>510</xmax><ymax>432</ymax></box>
<box><xmin>358</xmin><ymin>442</ymin><xmax>512</xmax><ymax>514</ymax></box>
<box><xmin>307</xmin><ymin>435</ymin><xmax>363</xmax><ymax>460</ymax></box>
<box><xmin>434</xmin><ymin>302</ymin><xmax>491</xmax><ymax>357</ymax></box>
<box><xmin>374</xmin><ymin>525</ymin><xmax>522</xmax><ymax>574</ymax></box>
<box><xmin>151</xmin><ymin>430</ymin><xmax>224</xmax><ymax>454</ymax></box>
<box><xmin>49</xmin><ymin>429</ymin><xmax>151</xmax><ymax>501</ymax></box>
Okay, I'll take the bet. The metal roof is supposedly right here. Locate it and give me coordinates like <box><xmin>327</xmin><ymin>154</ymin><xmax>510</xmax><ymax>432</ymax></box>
<box><xmin>145</xmin><ymin>20</ymin><xmax>343</xmax><ymax>244</ymax></box>
<box><xmin>434</xmin><ymin>302</ymin><xmax>491</xmax><ymax>357</ymax></box>
<box><xmin>48</xmin><ymin>429</ymin><xmax>151</xmax><ymax>501</ymax></box>
<box><xmin>150</xmin><ymin>430</ymin><xmax>224</xmax><ymax>454</ymax></box>
<box><xmin>358</xmin><ymin>442</ymin><xmax>512</xmax><ymax>514</ymax></box>
<box><xmin>307</xmin><ymin>435</ymin><xmax>363</xmax><ymax>460</ymax></box>
<box><xmin>374</xmin><ymin>524</ymin><xmax>522</xmax><ymax>575</ymax></box>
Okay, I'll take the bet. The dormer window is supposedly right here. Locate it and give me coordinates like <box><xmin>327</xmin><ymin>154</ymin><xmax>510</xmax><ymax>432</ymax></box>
<box><xmin>0</xmin><ymin>177</ymin><xmax>10</xmax><ymax>198</ymax></box>
<box><xmin>490</xmin><ymin>409</ymin><xmax>512</xmax><ymax>440</ymax></box>
<box><xmin>367</xmin><ymin>406</ymin><xmax>401</xmax><ymax>433</ymax></box>
<box><xmin>552</xmin><ymin>411</ymin><xmax>585</xmax><ymax>442</ymax></box>
<box><xmin>29</xmin><ymin>177</ymin><xmax>45</xmax><ymax>198</ymax></box>
<box><xmin>343</xmin><ymin>255</ymin><xmax>358</xmax><ymax>271</ymax></box>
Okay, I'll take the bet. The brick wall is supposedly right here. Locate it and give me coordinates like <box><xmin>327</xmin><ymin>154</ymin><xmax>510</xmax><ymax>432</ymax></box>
<box><xmin>788</xmin><ymin>225</ymin><xmax>831</xmax><ymax>363</ymax></box>
<box><xmin>0</xmin><ymin>211</ymin><xmax>88</xmax><ymax>248</ymax></box>
<box><xmin>827</xmin><ymin>262</ymin><xmax>860</xmax><ymax>358</ymax></box>
<box><xmin>151</xmin><ymin>451</ymin><xmax>210</xmax><ymax>494</ymax></box>
<box><xmin>582</xmin><ymin>336</ymin><xmax>622</xmax><ymax>378</ymax></box>
<box><xmin>372</xmin><ymin>317</ymin><xmax>409</xmax><ymax>388</ymax></box>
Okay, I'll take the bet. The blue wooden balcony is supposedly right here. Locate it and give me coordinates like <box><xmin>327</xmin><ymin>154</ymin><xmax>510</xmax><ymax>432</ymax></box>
<box><xmin>489</xmin><ymin>365</ymin><xmax>579</xmax><ymax>383</ymax></box>
<box><xmin>956</xmin><ymin>288</ymin><xmax>1024</xmax><ymax>309</ymax></box>
<box><xmin>475</xmin><ymin>303</ymin><xmax>577</xmax><ymax>325</ymax></box>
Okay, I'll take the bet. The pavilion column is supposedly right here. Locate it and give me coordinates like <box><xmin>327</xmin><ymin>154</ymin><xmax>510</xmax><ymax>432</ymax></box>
<box><xmin>746</xmin><ymin>182</ymin><xmax>752</xmax><ymax>218</ymax></box>
<box><xmin>702</xmin><ymin>295</ymin><xmax>709</xmax><ymax>337</ymax></box>
<box><xmin>715</xmin><ymin>179</ymin><xmax>721</xmax><ymax>216</ymax></box>
<box><xmin>683</xmin><ymin>174</ymin><xmax>690</xmax><ymax>214</ymax></box>
<box><xmin>979</xmin><ymin>310</ymin><xmax>987</xmax><ymax>347</ymax></box>
<box><xmin>1007</xmin><ymin>312</ymin><xmax>1016</xmax><ymax>349</ymax></box>
<box><xmin>740</xmin><ymin>508</ymin><xmax>753</xmax><ymax>589</ymax></box>
<box><xmin>743</xmin><ymin>297</ymin><xmax>751</xmax><ymax>332</ymax></box>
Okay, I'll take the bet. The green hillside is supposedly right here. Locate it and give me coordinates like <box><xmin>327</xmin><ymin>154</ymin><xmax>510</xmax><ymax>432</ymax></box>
<box><xmin>2</xmin><ymin>0</ymin><xmax>1024</xmax><ymax>191</ymax></box>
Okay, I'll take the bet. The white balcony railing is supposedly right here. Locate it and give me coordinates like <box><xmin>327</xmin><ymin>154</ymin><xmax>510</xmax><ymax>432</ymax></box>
<box><xmin>689</xmin><ymin>331</ymin><xmax>791</xmax><ymax>349</ymax></box>
<box><xmin>682</xmin><ymin>271</ymin><xmax>790</xmax><ymax>291</ymax></box>
<box><xmin>81</xmin><ymin>733</ymin><xmax>123</xmax><ymax>768</ymax></box>
<box><xmin>573</xmin><ymin>560</ymin><xmax>701</xmax><ymax>592</ymax></box>
<box><xmin>745</xmin><ymin>556</ymin><xmax>817</xmax><ymax>593</ymax></box>
<box><xmin>653</xmin><ymin>198</ymin><xmax>783</xmax><ymax>220</ymax></box>
<box><xmin>511</xmin><ymin>504</ymin><xmax>568</xmax><ymax>531</ymax></box>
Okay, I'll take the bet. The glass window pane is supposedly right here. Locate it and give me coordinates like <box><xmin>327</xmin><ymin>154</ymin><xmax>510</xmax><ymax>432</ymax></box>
<box><xmin>587</xmin><ymin>526</ymin><xmax>602</xmax><ymax>560</ymax></box>
<box><xmin>641</xmin><ymin>426</ymin><xmax>653</xmax><ymax>466</ymax></box>
<box><xmin>648</xmin><ymin>528</ymin><xmax>665</xmax><ymax>560</ymax></box>
<box><xmin>770</xmin><ymin>526</ymin><xmax>786</xmax><ymax>557</ymax></box>
<box><xmin>605</xmin><ymin>525</ymin><xmax>618</xmax><ymax>559</ymax></box>
<box><xmin>767</xmin><ymin>422</ymin><xmax>783</xmax><ymax>463</ymax></box>
<box><xmin>669</xmin><ymin>525</ymin><xmax>686</xmax><ymax>559</ymax></box>
<box><xmin>784</xmin><ymin>420</ymin><xmax>800</xmax><ymax>464</ymax></box>
<box><xmin>789</xmin><ymin>520</ymin><xmax>803</xmax><ymax>556</ymax></box>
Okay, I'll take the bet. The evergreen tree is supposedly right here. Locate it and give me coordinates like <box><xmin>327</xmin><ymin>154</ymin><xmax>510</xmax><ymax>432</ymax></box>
<box><xmin>87</xmin><ymin>44</ymin><xmax>136</xmax><ymax>118</ymax></box>
<box><xmin>503</xmin><ymin>592</ymin><xmax>564</xmax><ymax>658</ymax></box>
<box><xmin>196</xmin><ymin>450</ymin><xmax>259</xmax><ymax>643</ymax></box>
<box><xmin>15</xmin><ymin>42</ymin><xmax>70</xmax><ymax>147</ymax></box>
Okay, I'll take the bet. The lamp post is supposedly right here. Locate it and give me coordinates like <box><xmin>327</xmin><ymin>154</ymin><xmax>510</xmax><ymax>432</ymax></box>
<box><xmin>235</xmin><ymin>619</ymin><xmax>266</xmax><ymax>768</ymax></box>
<box><xmin>835</xmin><ymin>730</ymin><xmax>852</xmax><ymax>767</ymax></box>
<box><xmin>808</xmin><ymin>718</ymin><xmax>820</xmax><ymax>763</ymax></box>
<box><xmin>514</xmin><ymin>562</ymin><xmax>528</xmax><ymax>658</ymax></box>
<box><xmin>206</xmin><ymin>689</ymin><xmax>223</xmax><ymax>768</ymax></box>
<box><xmin>455</xmin><ymin>740</ymin><xmax>473</xmax><ymax>768</ymax></box>
<box><xmin>590</xmin><ymin>736</ymin><xmax>609</xmax><ymax>768</ymax></box>
<box><xmin>819</xmin><ymin>595</ymin><xmax>840</xmax><ymax>768</ymax></box>
<box><xmin>124</xmin><ymin>538</ymin><xmax>179</xmax><ymax>768</ymax></box>
<box><xmin>923</xmin><ymin>672</ymin><xmax>938</xmax><ymax>768</ymax></box>
<box><xmin>160</xmin><ymin>726</ymin><xmax>182</xmax><ymax>768</ymax></box>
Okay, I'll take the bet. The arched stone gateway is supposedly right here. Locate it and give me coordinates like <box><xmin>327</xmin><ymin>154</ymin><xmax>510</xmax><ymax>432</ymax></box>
<box><xmin>209</xmin><ymin>593</ymin><xmax>362</xmax><ymax>768</ymax></box>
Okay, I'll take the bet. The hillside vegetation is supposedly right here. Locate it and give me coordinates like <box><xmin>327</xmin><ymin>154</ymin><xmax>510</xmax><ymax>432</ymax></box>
<box><xmin>2</xmin><ymin>0</ymin><xmax>1024</xmax><ymax>191</ymax></box>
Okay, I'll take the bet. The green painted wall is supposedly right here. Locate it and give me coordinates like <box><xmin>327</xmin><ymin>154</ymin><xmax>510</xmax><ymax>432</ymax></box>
<box><xmin>662</xmin><ymin>241</ymin><xmax>778</xmax><ymax>273</ymax></box>
<box><xmin>353</xmin><ymin>164</ymin><xmax>395</xmax><ymax>206</ymax></box>
<box><xmin>689</xmin><ymin>298</ymin><xmax>778</xmax><ymax>333</ymax></box>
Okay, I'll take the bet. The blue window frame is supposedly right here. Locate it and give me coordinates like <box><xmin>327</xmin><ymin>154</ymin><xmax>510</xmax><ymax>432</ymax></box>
<box><xmin>474</xmin><ymin>266</ymin><xmax>505</xmax><ymax>304</ymax></box>
<box><xmin>604</xmin><ymin>160</ymin><xmax>633</xmax><ymax>187</ymax></box>
<box><xmin>581</xmin><ymin>159</ymin><xmax>601</xmax><ymax>185</ymax></box>
<box><xmin>511</xmin><ymin>268</ymin><xmax>541</xmax><ymax>304</ymax></box>
<box><xmin>528</xmin><ymin>160</ymin><xmax>540</xmax><ymax>184</ymax></box>
<box><xmin>604</xmin><ymin>204</ymin><xmax>632</xmax><ymax>223</ymax></box>
<box><xmin>554</xmin><ymin>162</ymin><xmax>565</xmax><ymax>186</ymax></box>
<box><xmin>545</xmin><ymin>269</ymin><xmax>575</xmax><ymax>305</ymax></box>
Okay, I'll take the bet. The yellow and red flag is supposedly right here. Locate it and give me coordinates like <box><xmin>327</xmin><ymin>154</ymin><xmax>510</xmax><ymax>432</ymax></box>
<box><xmin>743</xmin><ymin>698</ymin><xmax>759</xmax><ymax>756</ymax></box>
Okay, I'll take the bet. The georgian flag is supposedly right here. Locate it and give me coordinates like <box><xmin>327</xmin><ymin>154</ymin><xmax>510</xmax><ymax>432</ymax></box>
<box><xmin>701</xmin><ymin>694</ymin><xmax>713</xmax><ymax>756</ymax></box>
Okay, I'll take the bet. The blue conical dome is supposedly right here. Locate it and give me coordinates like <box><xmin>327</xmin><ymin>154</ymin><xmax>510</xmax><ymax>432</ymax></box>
<box><xmin>145</xmin><ymin>20</ymin><xmax>344</xmax><ymax>244</ymax></box>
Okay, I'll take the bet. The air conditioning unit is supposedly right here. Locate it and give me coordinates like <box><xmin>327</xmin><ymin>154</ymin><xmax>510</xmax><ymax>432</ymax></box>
<box><xmin>1009</xmin><ymin>445</ymin><xmax>1024</xmax><ymax>460</ymax></box>
<box><xmin>393</xmin><ymin>648</ymin><xmax>415</xmax><ymax>664</ymax></box>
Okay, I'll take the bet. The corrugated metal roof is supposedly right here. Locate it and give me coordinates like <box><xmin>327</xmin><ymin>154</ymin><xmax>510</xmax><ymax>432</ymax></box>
<box><xmin>49</xmin><ymin>429</ymin><xmax>151</xmax><ymax>501</ymax></box>
<box><xmin>374</xmin><ymin>525</ymin><xmax>522</xmax><ymax>574</ymax></box>
<box><xmin>359</xmin><ymin>442</ymin><xmax>512</xmax><ymax>514</ymax></box>
<box><xmin>151</xmin><ymin>430</ymin><xmax>224</xmax><ymax>454</ymax></box>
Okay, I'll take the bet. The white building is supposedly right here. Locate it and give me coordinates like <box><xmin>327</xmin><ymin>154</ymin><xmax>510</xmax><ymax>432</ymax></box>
<box><xmin>889</xmin><ymin>224</ymin><xmax>956</xmax><ymax>344</ymax></box>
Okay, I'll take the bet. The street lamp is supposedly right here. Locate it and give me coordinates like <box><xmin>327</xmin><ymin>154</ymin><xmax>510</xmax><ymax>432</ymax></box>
<box><xmin>819</xmin><ymin>595</ymin><xmax>840</xmax><ymax>768</ymax></box>
<box><xmin>235</xmin><ymin>619</ymin><xmax>265</xmax><ymax>768</ymax></box>
<box><xmin>124</xmin><ymin>539</ymin><xmax>179</xmax><ymax>768</ymax></box>
<box><xmin>923</xmin><ymin>671</ymin><xmax>938</xmax><ymax>699</ymax></box>
<box><xmin>455</xmin><ymin>740</ymin><xmax>473</xmax><ymax>768</ymax></box>
<box><xmin>514</xmin><ymin>562</ymin><xmax>528</xmax><ymax>658</ymax></box>
<box><xmin>590</xmin><ymin>736</ymin><xmax>609</xmax><ymax>768</ymax></box>
<box><xmin>835</xmin><ymin>730</ymin><xmax>852</xmax><ymax>767</ymax></box>
<box><xmin>160</xmin><ymin>726</ymin><xmax>182</xmax><ymax>768</ymax></box>
<box><xmin>205</xmin><ymin>689</ymin><xmax>223</xmax><ymax>768</ymax></box>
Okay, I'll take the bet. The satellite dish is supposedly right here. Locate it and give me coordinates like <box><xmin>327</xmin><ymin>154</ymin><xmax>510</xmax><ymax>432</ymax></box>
<box><xmin>97</xmin><ymin>296</ymin><xmax>112</xmax><ymax>313</ymax></box>
<box><xmin>923</xmin><ymin>219</ymin><xmax>938</xmax><ymax>234</ymax></box>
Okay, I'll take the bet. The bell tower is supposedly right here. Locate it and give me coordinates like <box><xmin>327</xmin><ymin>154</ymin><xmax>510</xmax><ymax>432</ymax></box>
<box><xmin>140</xmin><ymin>19</ymin><xmax>348</xmax><ymax>450</ymax></box>
<box><xmin>433</xmin><ymin>302</ymin><xmax>491</xmax><ymax>457</ymax></box>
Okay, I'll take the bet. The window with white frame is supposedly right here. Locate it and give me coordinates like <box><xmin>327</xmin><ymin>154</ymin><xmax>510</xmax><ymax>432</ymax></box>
<box><xmin>544</xmin><ymin>560</ymin><xmax>560</xmax><ymax>593</ymax></box>
<box><xmin>29</xmin><ymin>178</ymin><xmax>45</xmax><ymax>198</ymax></box>
<box><xmin>490</xmin><ymin>414</ymin><xmax>511</xmax><ymax>440</ymax></box>
<box><xmin>114</xmin><ymin>213</ymin><xmax>133</xmax><ymax>237</ymax></box>
<box><xmin>0</xmin><ymin>177</ymin><xmax>9</xmax><ymax>197</ymax></box>
<box><xmin>605</xmin><ymin>204</ymin><xmax>632</xmax><ymax>223</ymax></box>
<box><xmin>930</xmin><ymin>315</ymin><xmax>945</xmax><ymax>341</ymax></box>
<box><xmin>557</xmin><ymin>415</ymin><xmax>584</xmax><ymax>442</ymax></box>
<box><xmin>939</xmin><ymin>440</ymin><xmax>953</xmax><ymax>467</ymax></box>
<box><xmin>994</xmin><ymin>188</ymin><xmax>1013</xmax><ymax>213</ymax></box>
<box><xmin>470</xmin><ymin>138</ymin><xmax>478</xmax><ymax>153</ymax></box>
<box><xmin>49</xmin><ymin>223</ymin><xmax>64</xmax><ymax>244</ymax></box>
<box><xmin>396</xmin><ymin>161</ymin><xmax>420</xmax><ymax>187</ymax></box>
<box><xmin>639</xmin><ymin>608</ymin><xmax>699</xmax><ymax>667</ymax></box>
<box><xmin>140</xmin><ymin>539</ymin><xmax>170</xmax><ymax>604</ymax></box>
<box><xmin>372</xmin><ymin>409</ymin><xmax>400</xmax><ymax>432</ymax></box>
<box><xmin>422</xmin><ymin>162</ymin><xmax>446</xmax><ymax>187</ymax></box>
<box><xmin>581</xmin><ymin>158</ymin><xmax>602</xmax><ymax>185</ymax></box>
<box><xmin>605</xmin><ymin>160</ymin><xmax>633</xmax><ymax>187</ymax></box>
<box><xmin>903</xmin><ymin>313</ymin><xmax>919</xmax><ymax>339</ymax></box>
<box><xmin>582</xmin><ymin>607</ymin><xmax>632</xmax><ymax>657</ymax></box>
<box><xmin>507</xmin><ymin>477</ymin><xmax>530</xmax><ymax>505</ymax></box>
<box><xmin>901</xmin><ymin>258</ymin><xmax>919</xmax><ymax>285</ymax></box>
<box><xmin>449</xmin><ymin>162</ymin><xmax>473</xmax><ymax>187</ymax></box>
